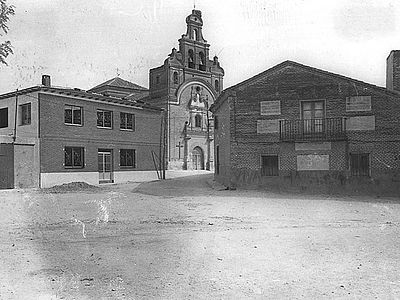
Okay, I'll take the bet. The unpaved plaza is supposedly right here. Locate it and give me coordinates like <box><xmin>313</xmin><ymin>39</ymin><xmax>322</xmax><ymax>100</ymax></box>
<box><xmin>1</xmin><ymin>173</ymin><xmax>400</xmax><ymax>299</ymax></box>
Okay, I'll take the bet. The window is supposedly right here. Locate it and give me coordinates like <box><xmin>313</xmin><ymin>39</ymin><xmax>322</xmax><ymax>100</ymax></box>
<box><xmin>214</xmin><ymin>116</ymin><xmax>219</xmax><ymax>130</ymax></box>
<box><xmin>188</xmin><ymin>49</ymin><xmax>195</xmax><ymax>69</ymax></box>
<box><xmin>215</xmin><ymin>80</ymin><xmax>220</xmax><ymax>92</ymax></box>
<box><xmin>120</xmin><ymin>112</ymin><xmax>135</xmax><ymax>130</ymax></box>
<box><xmin>20</xmin><ymin>103</ymin><xmax>31</xmax><ymax>125</ymax></box>
<box><xmin>199</xmin><ymin>52</ymin><xmax>206</xmax><ymax>71</ymax></box>
<box><xmin>64</xmin><ymin>147</ymin><xmax>84</xmax><ymax>168</ymax></box>
<box><xmin>261</xmin><ymin>155</ymin><xmax>279</xmax><ymax>176</ymax></box>
<box><xmin>97</xmin><ymin>110</ymin><xmax>112</xmax><ymax>128</ymax></box>
<box><xmin>0</xmin><ymin>107</ymin><xmax>8</xmax><ymax>128</ymax></box>
<box><xmin>173</xmin><ymin>72</ymin><xmax>179</xmax><ymax>84</ymax></box>
<box><xmin>301</xmin><ymin>100</ymin><xmax>325</xmax><ymax>133</ymax></box>
<box><xmin>192</xmin><ymin>28</ymin><xmax>198</xmax><ymax>40</ymax></box>
<box><xmin>156</xmin><ymin>76</ymin><xmax>160</xmax><ymax>85</ymax></box>
<box><xmin>65</xmin><ymin>105</ymin><xmax>82</xmax><ymax>125</ymax></box>
<box><xmin>350</xmin><ymin>153</ymin><xmax>369</xmax><ymax>176</ymax></box>
<box><xmin>120</xmin><ymin>149</ymin><xmax>136</xmax><ymax>168</ymax></box>
<box><xmin>194</xmin><ymin>114</ymin><xmax>202</xmax><ymax>128</ymax></box>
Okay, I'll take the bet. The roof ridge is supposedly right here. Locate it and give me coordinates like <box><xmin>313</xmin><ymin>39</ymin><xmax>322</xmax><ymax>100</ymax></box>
<box><xmin>89</xmin><ymin>77</ymin><xmax>148</xmax><ymax>92</ymax></box>
<box><xmin>224</xmin><ymin>60</ymin><xmax>400</xmax><ymax>97</ymax></box>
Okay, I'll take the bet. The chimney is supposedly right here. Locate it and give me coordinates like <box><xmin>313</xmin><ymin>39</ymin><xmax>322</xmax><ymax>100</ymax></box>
<box><xmin>42</xmin><ymin>75</ymin><xmax>51</xmax><ymax>87</ymax></box>
<box><xmin>386</xmin><ymin>50</ymin><xmax>400</xmax><ymax>91</ymax></box>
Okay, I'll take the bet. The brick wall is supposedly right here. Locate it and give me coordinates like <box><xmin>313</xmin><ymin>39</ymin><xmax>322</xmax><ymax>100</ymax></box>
<box><xmin>215</xmin><ymin>63</ymin><xmax>400</xmax><ymax>192</ymax></box>
<box><xmin>39</xmin><ymin>92</ymin><xmax>162</xmax><ymax>173</ymax></box>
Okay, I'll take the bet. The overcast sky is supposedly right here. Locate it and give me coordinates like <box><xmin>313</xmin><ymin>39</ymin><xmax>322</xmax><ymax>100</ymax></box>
<box><xmin>0</xmin><ymin>0</ymin><xmax>399</xmax><ymax>94</ymax></box>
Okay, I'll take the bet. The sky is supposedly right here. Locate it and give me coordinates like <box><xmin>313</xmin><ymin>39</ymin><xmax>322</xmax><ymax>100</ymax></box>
<box><xmin>0</xmin><ymin>0</ymin><xmax>399</xmax><ymax>94</ymax></box>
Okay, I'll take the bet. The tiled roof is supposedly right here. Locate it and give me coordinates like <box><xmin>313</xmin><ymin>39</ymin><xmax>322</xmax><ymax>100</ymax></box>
<box><xmin>212</xmin><ymin>60</ymin><xmax>400</xmax><ymax>112</ymax></box>
<box><xmin>0</xmin><ymin>86</ymin><xmax>161</xmax><ymax>112</ymax></box>
<box><xmin>89</xmin><ymin>77</ymin><xmax>148</xmax><ymax>92</ymax></box>
<box><xmin>124</xmin><ymin>91</ymin><xmax>150</xmax><ymax>102</ymax></box>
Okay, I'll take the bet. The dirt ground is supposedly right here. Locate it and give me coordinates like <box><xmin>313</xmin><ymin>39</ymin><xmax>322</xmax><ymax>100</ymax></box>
<box><xmin>1</xmin><ymin>172</ymin><xmax>400</xmax><ymax>300</ymax></box>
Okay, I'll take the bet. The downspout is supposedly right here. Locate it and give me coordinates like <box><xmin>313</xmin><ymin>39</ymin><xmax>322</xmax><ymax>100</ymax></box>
<box><xmin>167</xmin><ymin>69</ymin><xmax>171</xmax><ymax>167</ymax></box>
<box><xmin>12</xmin><ymin>89</ymin><xmax>18</xmax><ymax>143</ymax></box>
<box><xmin>38</xmin><ymin>92</ymin><xmax>41</xmax><ymax>188</ymax></box>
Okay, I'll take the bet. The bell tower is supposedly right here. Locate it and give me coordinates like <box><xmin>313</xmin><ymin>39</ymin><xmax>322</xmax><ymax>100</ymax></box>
<box><xmin>148</xmin><ymin>9</ymin><xmax>224</xmax><ymax>170</ymax></box>
<box><xmin>179</xmin><ymin>9</ymin><xmax>210</xmax><ymax>72</ymax></box>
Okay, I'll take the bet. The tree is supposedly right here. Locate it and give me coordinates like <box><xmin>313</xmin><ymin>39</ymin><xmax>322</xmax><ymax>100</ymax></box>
<box><xmin>0</xmin><ymin>0</ymin><xmax>15</xmax><ymax>65</ymax></box>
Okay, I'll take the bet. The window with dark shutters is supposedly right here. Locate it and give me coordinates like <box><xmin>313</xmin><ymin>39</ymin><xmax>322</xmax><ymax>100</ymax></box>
<box><xmin>261</xmin><ymin>155</ymin><xmax>279</xmax><ymax>176</ymax></box>
<box><xmin>0</xmin><ymin>107</ymin><xmax>8</xmax><ymax>128</ymax></box>
<box><xmin>350</xmin><ymin>153</ymin><xmax>370</xmax><ymax>176</ymax></box>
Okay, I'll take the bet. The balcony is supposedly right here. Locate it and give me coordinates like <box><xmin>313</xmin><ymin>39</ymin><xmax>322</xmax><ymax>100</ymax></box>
<box><xmin>185</xmin><ymin>123</ymin><xmax>213</xmax><ymax>138</ymax></box>
<box><xmin>279</xmin><ymin>117</ymin><xmax>347</xmax><ymax>142</ymax></box>
<box><xmin>199</xmin><ymin>64</ymin><xmax>207</xmax><ymax>71</ymax></box>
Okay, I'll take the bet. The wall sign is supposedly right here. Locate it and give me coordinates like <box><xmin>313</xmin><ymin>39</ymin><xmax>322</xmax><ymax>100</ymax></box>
<box><xmin>297</xmin><ymin>154</ymin><xmax>330</xmax><ymax>171</ymax></box>
<box><xmin>346</xmin><ymin>96</ymin><xmax>371</xmax><ymax>112</ymax></box>
<box><xmin>295</xmin><ymin>142</ymin><xmax>332</xmax><ymax>151</ymax></box>
<box><xmin>260</xmin><ymin>101</ymin><xmax>281</xmax><ymax>116</ymax></box>
<box><xmin>346</xmin><ymin>115</ymin><xmax>375</xmax><ymax>131</ymax></box>
<box><xmin>257</xmin><ymin>119</ymin><xmax>280</xmax><ymax>134</ymax></box>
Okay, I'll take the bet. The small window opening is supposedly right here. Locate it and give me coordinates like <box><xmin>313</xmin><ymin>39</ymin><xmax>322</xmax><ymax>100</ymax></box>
<box><xmin>173</xmin><ymin>72</ymin><xmax>179</xmax><ymax>84</ymax></box>
<box><xmin>188</xmin><ymin>49</ymin><xmax>195</xmax><ymax>69</ymax></box>
<box><xmin>194</xmin><ymin>114</ymin><xmax>202</xmax><ymax>128</ymax></box>
<box><xmin>199</xmin><ymin>52</ymin><xmax>206</xmax><ymax>71</ymax></box>
<box><xmin>215</xmin><ymin>80</ymin><xmax>220</xmax><ymax>92</ymax></box>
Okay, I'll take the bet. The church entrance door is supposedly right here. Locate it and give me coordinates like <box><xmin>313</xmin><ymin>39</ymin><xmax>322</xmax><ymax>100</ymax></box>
<box><xmin>192</xmin><ymin>147</ymin><xmax>204</xmax><ymax>170</ymax></box>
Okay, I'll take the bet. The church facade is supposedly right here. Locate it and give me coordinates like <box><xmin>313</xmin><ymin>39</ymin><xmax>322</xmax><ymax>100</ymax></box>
<box><xmin>146</xmin><ymin>9</ymin><xmax>224</xmax><ymax>170</ymax></box>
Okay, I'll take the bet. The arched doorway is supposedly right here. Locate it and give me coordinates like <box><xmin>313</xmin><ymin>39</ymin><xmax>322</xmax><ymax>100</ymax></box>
<box><xmin>192</xmin><ymin>147</ymin><xmax>204</xmax><ymax>170</ymax></box>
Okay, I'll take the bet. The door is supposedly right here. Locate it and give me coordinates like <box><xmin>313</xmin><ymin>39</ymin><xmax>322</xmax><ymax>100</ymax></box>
<box><xmin>192</xmin><ymin>147</ymin><xmax>204</xmax><ymax>170</ymax></box>
<box><xmin>301</xmin><ymin>101</ymin><xmax>325</xmax><ymax>134</ymax></box>
<box><xmin>0</xmin><ymin>144</ymin><xmax>14</xmax><ymax>189</ymax></box>
<box><xmin>98</xmin><ymin>150</ymin><xmax>113</xmax><ymax>183</ymax></box>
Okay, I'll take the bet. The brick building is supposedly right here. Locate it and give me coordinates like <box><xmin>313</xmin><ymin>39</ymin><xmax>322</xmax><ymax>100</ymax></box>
<box><xmin>146</xmin><ymin>9</ymin><xmax>224</xmax><ymax>170</ymax></box>
<box><xmin>0</xmin><ymin>76</ymin><xmax>162</xmax><ymax>189</ymax></box>
<box><xmin>211</xmin><ymin>52</ymin><xmax>400</xmax><ymax>193</ymax></box>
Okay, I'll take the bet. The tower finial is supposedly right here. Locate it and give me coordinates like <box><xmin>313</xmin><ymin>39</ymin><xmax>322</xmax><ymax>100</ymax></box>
<box><xmin>194</xmin><ymin>0</ymin><xmax>196</xmax><ymax>9</ymax></box>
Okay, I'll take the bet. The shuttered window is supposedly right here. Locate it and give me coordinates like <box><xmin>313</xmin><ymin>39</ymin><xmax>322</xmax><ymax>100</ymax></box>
<box><xmin>261</xmin><ymin>155</ymin><xmax>279</xmax><ymax>176</ymax></box>
<box><xmin>0</xmin><ymin>108</ymin><xmax>8</xmax><ymax>128</ymax></box>
<box><xmin>350</xmin><ymin>153</ymin><xmax>369</xmax><ymax>176</ymax></box>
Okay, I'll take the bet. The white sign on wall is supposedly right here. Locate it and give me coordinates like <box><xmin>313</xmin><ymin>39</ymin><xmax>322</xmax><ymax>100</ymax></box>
<box><xmin>260</xmin><ymin>101</ymin><xmax>281</xmax><ymax>116</ymax></box>
<box><xmin>295</xmin><ymin>142</ymin><xmax>332</xmax><ymax>151</ymax></box>
<box><xmin>297</xmin><ymin>155</ymin><xmax>330</xmax><ymax>171</ymax></box>
<box><xmin>346</xmin><ymin>115</ymin><xmax>375</xmax><ymax>131</ymax></box>
<box><xmin>257</xmin><ymin>119</ymin><xmax>280</xmax><ymax>134</ymax></box>
<box><xmin>346</xmin><ymin>96</ymin><xmax>371</xmax><ymax>112</ymax></box>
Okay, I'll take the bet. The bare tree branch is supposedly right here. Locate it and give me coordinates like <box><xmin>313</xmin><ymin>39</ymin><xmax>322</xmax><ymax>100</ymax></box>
<box><xmin>0</xmin><ymin>0</ymin><xmax>15</xmax><ymax>65</ymax></box>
